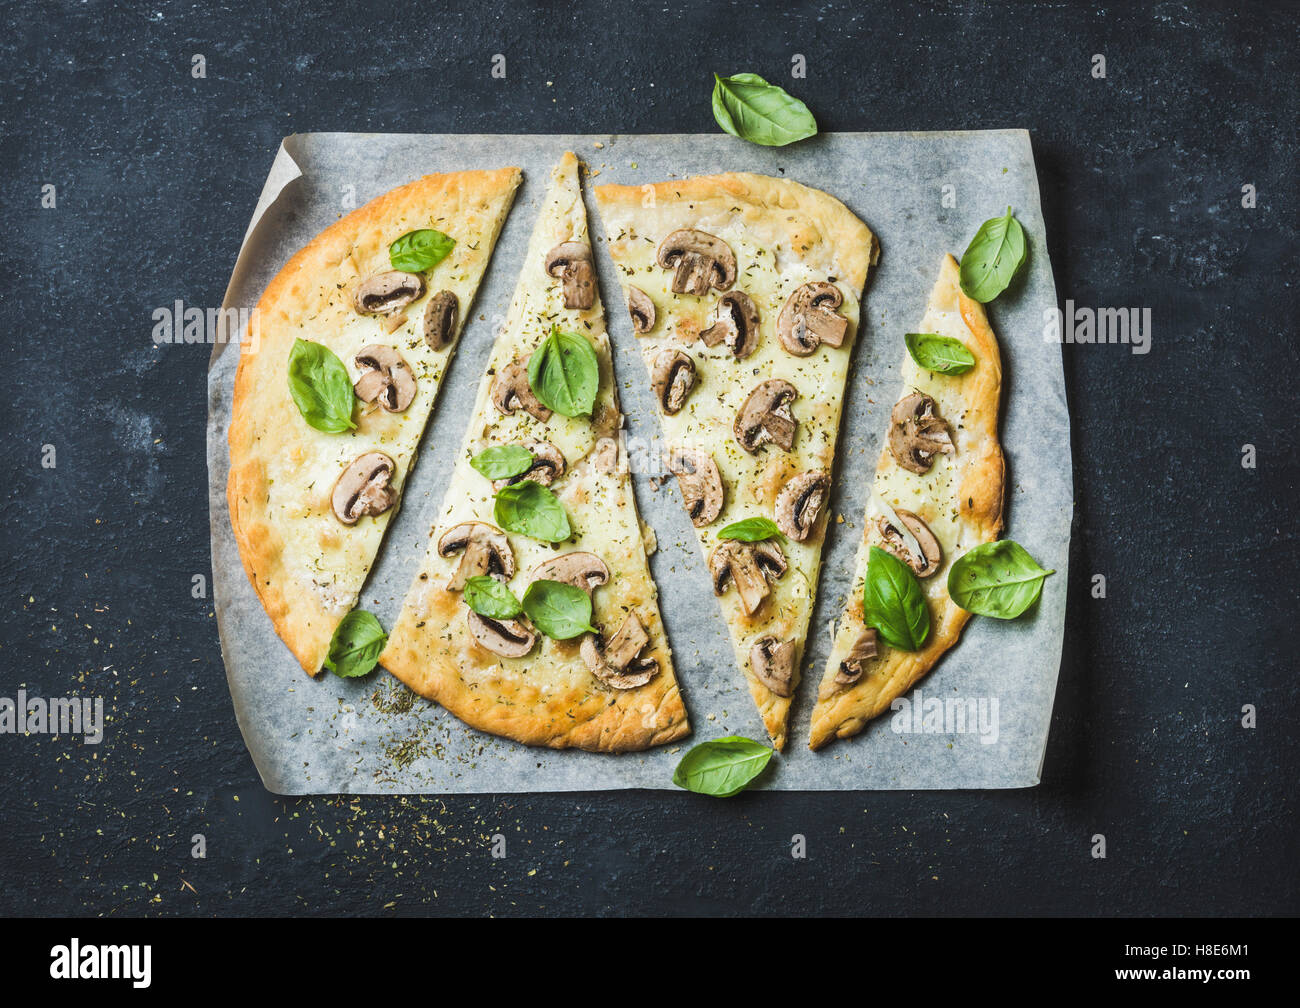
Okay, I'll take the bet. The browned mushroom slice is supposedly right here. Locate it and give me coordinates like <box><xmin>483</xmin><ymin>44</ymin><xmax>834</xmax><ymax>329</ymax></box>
<box><xmin>776</xmin><ymin>281</ymin><xmax>849</xmax><ymax>356</ymax></box>
<box><xmin>734</xmin><ymin>379</ymin><xmax>799</xmax><ymax>453</ymax></box>
<box><xmin>491</xmin><ymin>359</ymin><xmax>552</xmax><ymax>423</ymax></box>
<box><xmin>876</xmin><ymin>509</ymin><xmax>943</xmax><ymax>578</ymax></box>
<box><xmin>775</xmin><ymin>469</ymin><xmax>831</xmax><ymax>541</ymax></box>
<box><xmin>544</xmin><ymin>241</ymin><xmax>595</xmax><ymax>310</ymax></box>
<box><xmin>580</xmin><ymin>612</ymin><xmax>659</xmax><ymax>689</ymax></box>
<box><xmin>750</xmin><ymin>636</ymin><xmax>797</xmax><ymax>697</ymax></box>
<box><xmin>353</xmin><ymin>345</ymin><xmax>417</xmax><ymax>413</ymax></box>
<box><xmin>437</xmin><ymin>521</ymin><xmax>515</xmax><ymax>591</ymax></box>
<box><xmin>331</xmin><ymin>452</ymin><xmax>398</xmax><ymax>526</ymax></box>
<box><xmin>835</xmin><ymin>629</ymin><xmax>878</xmax><ymax>687</ymax></box>
<box><xmin>651</xmin><ymin>348</ymin><xmax>697</xmax><ymax>415</ymax></box>
<box><xmin>625</xmin><ymin>286</ymin><xmax>656</xmax><ymax>333</ymax></box>
<box><xmin>664</xmin><ymin>446</ymin><xmax>724</xmax><ymax>527</ymax></box>
<box><xmin>708</xmin><ymin>539</ymin><xmax>787</xmax><ymax>617</ymax></box>
<box><xmin>528</xmin><ymin>552</ymin><xmax>609</xmax><ymax>594</ymax></box>
<box><xmin>467</xmin><ymin>610</ymin><xmax>537</xmax><ymax>659</ymax></box>
<box><xmin>699</xmin><ymin>290</ymin><xmax>761</xmax><ymax>359</ymax></box>
<box><xmin>423</xmin><ymin>290</ymin><xmax>458</xmax><ymax>350</ymax></box>
<box><xmin>353</xmin><ymin>271</ymin><xmax>426</xmax><ymax>316</ymax></box>
<box><xmin>490</xmin><ymin>439</ymin><xmax>566</xmax><ymax>492</ymax></box>
<box><xmin>656</xmin><ymin>229</ymin><xmax>737</xmax><ymax>296</ymax></box>
<box><xmin>887</xmin><ymin>392</ymin><xmax>953</xmax><ymax>474</ymax></box>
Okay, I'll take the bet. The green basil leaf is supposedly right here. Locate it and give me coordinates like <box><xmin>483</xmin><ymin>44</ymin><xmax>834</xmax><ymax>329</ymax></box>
<box><xmin>388</xmin><ymin>228</ymin><xmax>456</xmax><ymax>272</ymax></box>
<box><xmin>711</xmin><ymin>73</ymin><xmax>818</xmax><ymax>147</ymax></box>
<box><xmin>471</xmin><ymin>444</ymin><xmax>533</xmax><ymax>481</ymax></box>
<box><xmin>947</xmin><ymin>540</ymin><xmax>1055</xmax><ymax>619</ymax></box>
<box><xmin>717</xmin><ymin>517</ymin><xmax>783</xmax><ymax>542</ymax></box>
<box><xmin>672</xmin><ymin>736</ymin><xmax>773</xmax><ymax>797</ymax></box>
<box><xmin>464</xmin><ymin>575</ymin><xmax>522</xmax><ymax>620</ymax></box>
<box><xmin>287</xmin><ymin>338</ymin><xmax>357</xmax><ymax>433</ymax></box>
<box><xmin>520</xmin><ymin>579</ymin><xmax>597</xmax><ymax>640</ymax></box>
<box><xmin>527</xmin><ymin>325</ymin><xmax>600</xmax><ymax>418</ymax></box>
<box><xmin>863</xmin><ymin>546</ymin><xmax>930</xmax><ymax>652</ymax></box>
<box><xmin>959</xmin><ymin>207</ymin><xmax>1027</xmax><ymax>303</ymax></box>
<box><xmin>324</xmin><ymin>610</ymin><xmax>386</xmax><ymax>679</ymax></box>
<box><xmin>493</xmin><ymin>480</ymin><xmax>571</xmax><ymax>543</ymax></box>
<box><xmin>905</xmin><ymin>332</ymin><xmax>976</xmax><ymax>375</ymax></box>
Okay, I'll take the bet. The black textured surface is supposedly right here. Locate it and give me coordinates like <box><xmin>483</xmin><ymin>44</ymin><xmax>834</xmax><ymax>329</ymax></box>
<box><xmin>1</xmin><ymin>0</ymin><xmax>1296</xmax><ymax>916</ymax></box>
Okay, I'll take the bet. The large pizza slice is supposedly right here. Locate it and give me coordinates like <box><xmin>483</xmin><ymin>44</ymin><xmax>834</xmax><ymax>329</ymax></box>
<box><xmin>380</xmin><ymin>153</ymin><xmax>689</xmax><ymax>752</ymax></box>
<box><xmin>594</xmin><ymin>174</ymin><xmax>878</xmax><ymax>750</ymax></box>
<box><xmin>809</xmin><ymin>254</ymin><xmax>1005</xmax><ymax>749</ymax></box>
<box><xmin>228</xmin><ymin>167</ymin><xmax>521</xmax><ymax>675</ymax></box>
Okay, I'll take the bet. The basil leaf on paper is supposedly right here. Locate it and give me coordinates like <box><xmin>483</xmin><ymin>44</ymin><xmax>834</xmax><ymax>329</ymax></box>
<box><xmin>904</xmin><ymin>332</ymin><xmax>976</xmax><ymax>375</ymax></box>
<box><xmin>471</xmin><ymin>444</ymin><xmax>533</xmax><ymax>481</ymax></box>
<box><xmin>947</xmin><ymin>540</ymin><xmax>1054</xmax><ymax>619</ymax></box>
<box><xmin>287</xmin><ymin>338</ymin><xmax>357</xmax><ymax>433</ymax></box>
<box><xmin>672</xmin><ymin>736</ymin><xmax>774</xmax><ymax>797</ymax></box>
<box><xmin>711</xmin><ymin>73</ymin><xmax>817</xmax><ymax>147</ymax></box>
<box><xmin>959</xmin><ymin>207</ymin><xmax>1027</xmax><ymax>303</ymax></box>
<box><xmin>493</xmin><ymin>480</ymin><xmax>571</xmax><ymax>543</ymax></box>
<box><xmin>863</xmin><ymin>546</ymin><xmax>930</xmax><ymax>652</ymax></box>
<box><xmin>717</xmin><ymin>517</ymin><xmax>783</xmax><ymax>542</ymax></box>
<box><xmin>389</xmin><ymin>228</ymin><xmax>456</xmax><ymax>272</ymax></box>
<box><xmin>324</xmin><ymin>610</ymin><xmax>387</xmax><ymax>679</ymax></box>
<box><xmin>463</xmin><ymin>576</ymin><xmax>522</xmax><ymax>621</ymax></box>
<box><xmin>528</xmin><ymin>325</ymin><xmax>600</xmax><ymax>418</ymax></box>
<box><xmin>521</xmin><ymin>579</ymin><xmax>597</xmax><ymax>640</ymax></box>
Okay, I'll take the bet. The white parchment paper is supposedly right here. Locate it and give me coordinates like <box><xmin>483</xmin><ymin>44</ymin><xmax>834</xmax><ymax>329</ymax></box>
<box><xmin>207</xmin><ymin>132</ymin><xmax>1071</xmax><ymax>793</ymax></box>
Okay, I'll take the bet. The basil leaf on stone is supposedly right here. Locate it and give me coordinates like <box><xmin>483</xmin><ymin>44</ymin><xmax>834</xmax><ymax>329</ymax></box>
<box><xmin>521</xmin><ymin>579</ymin><xmax>597</xmax><ymax>640</ymax></box>
<box><xmin>527</xmin><ymin>325</ymin><xmax>600</xmax><ymax>418</ymax></box>
<box><xmin>287</xmin><ymin>338</ymin><xmax>357</xmax><ymax>433</ymax></box>
<box><xmin>672</xmin><ymin>736</ymin><xmax>773</xmax><ymax>797</ymax></box>
<box><xmin>711</xmin><ymin>73</ymin><xmax>817</xmax><ymax>147</ymax></box>
<box><xmin>717</xmin><ymin>516</ymin><xmax>783</xmax><ymax>542</ymax></box>
<box><xmin>471</xmin><ymin>444</ymin><xmax>533</xmax><ymax>481</ymax></box>
<box><xmin>464</xmin><ymin>575</ymin><xmax>522</xmax><ymax>620</ymax></box>
<box><xmin>863</xmin><ymin>546</ymin><xmax>930</xmax><ymax>652</ymax></box>
<box><xmin>388</xmin><ymin>228</ymin><xmax>456</xmax><ymax>273</ymax></box>
<box><xmin>324</xmin><ymin>610</ymin><xmax>387</xmax><ymax>679</ymax></box>
<box><xmin>947</xmin><ymin>540</ymin><xmax>1054</xmax><ymax>619</ymax></box>
<box><xmin>959</xmin><ymin>207</ymin><xmax>1027</xmax><ymax>303</ymax></box>
<box><xmin>905</xmin><ymin>332</ymin><xmax>976</xmax><ymax>375</ymax></box>
<box><xmin>493</xmin><ymin>480</ymin><xmax>571</xmax><ymax>543</ymax></box>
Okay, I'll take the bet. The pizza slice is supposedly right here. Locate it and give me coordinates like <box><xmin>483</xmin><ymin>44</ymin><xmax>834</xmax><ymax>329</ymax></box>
<box><xmin>595</xmin><ymin>174</ymin><xmax>878</xmax><ymax>750</ymax></box>
<box><xmin>380</xmin><ymin>152</ymin><xmax>690</xmax><ymax>753</ymax></box>
<box><xmin>809</xmin><ymin>254</ymin><xmax>1005</xmax><ymax>749</ymax></box>
<box><xmin>228</xmin><ymin>167</ymin><xmax>522</xmax><ymax>675</ymax></box>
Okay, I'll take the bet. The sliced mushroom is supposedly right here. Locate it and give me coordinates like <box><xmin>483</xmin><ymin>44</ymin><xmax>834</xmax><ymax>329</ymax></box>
<box><xmin>490</xmin><ymin>439</ymin><xmax>566</xmax><ymax>492</ymax></box>
<box><xmin>467</xmin><ymin>610</ymin><xmax>537</xmax><ymax>659</ymax></box>
<box><xmin>664</xmin><ymin>446</ymin><xmax>724</xmax><ymax>527</ymax></box>
<box><xmin>888</xmin><ymin>392</ymin><xmax>953</xmax><ymax>474</ymax></box>
<box><xmin>734</xmin><ymin>379</ymin><xmax>799</xmax><ymax>454</ymax></box>
<box><xmin>699</xmin><ymin>290</ymin><xmax>761</xmax><ymax>359</ymax></box>
<box><xmin>353</xmin><ymin>271</ymin><xmax>426</xmax><ymax>316</ymax></box>
<box><xmin>708</xmin><ymin>539</ymin><xmax>787</xmax><ymax>617</ymax></box>
<box><xmin>776</xmin><ymin>282</ymin><xmax>849</xmax><ymax>356</ymax></box>
<box><xmin>528</xmin><ymin>552</ymin><xmax>609</xmax><ymax>594</ymax></box>
<box><xmin>544</xmin><ymin>241</ymin><xmax>595</xmax><ymax>310</ymax></box>
<box><xmin>492</xmin><ymin>359</ymin><xmax>552</xmax><ymax>423</ymax></box>
<box><xmin>835</xmin><ymin>629</ymin><xmax>878</xmax><ymax>687</ymax></box>
<box><xmin>656</xmin><ymin>229</ymin><xmax>737</xmax><ymax>296</ymax></box>
<box><xmin>353</xmin><ymin>345</ymin><xmax>417</xmax><ymax>413</ymax></box>
<box><xmin>876</xmin><ymin>509</ymin><xmax>942</xmax><ymax>578</ymax></box>
<box><xmin>651</xmin><ymin>348</ymin><xmax>697</xmax><ymax>415</ymax></box>
<box><xmin>750</xmin><ymin>636</ymin><xmax>797</xmax><ymax>697</ymax></box>
<box><xmin>331</xmin><ymin>452</ymin><xmax>398</xmax><ymax>526</ymax></box>
<box><xmin>626</xmin><ymin>286</ymin><xmax>656</xmax><ymax>333</ymax></box>
<box><xmin>423</xmin><ymin>290</ymin><xmax>458</xmax><ymax>350</ymax></box>
<box><xmin>437</xmin><ymin>521</ymin><xmax>515</xmax><ymax>591</ymax></box>
<box><xmin>580</xmin><ymin>612</ymin><xmax>659</xmax><ymax>689</ymax></box>
<box><xmin>775</xmin><ymin>469</ymin><xmax>830</xmax><ymax>541</ymax></box>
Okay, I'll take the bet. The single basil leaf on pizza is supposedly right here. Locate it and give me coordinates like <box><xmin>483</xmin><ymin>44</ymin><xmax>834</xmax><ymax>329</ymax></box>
<box><xmin>494</xmin><ymin>480</ymin><xmax>571</xmax><ymax>543</ymax></box>
<box><xmin>324</xmin><ymin>610</ymin><xmax>387</xmax><ymax>679</ymax></box>
<box><xmin>463</xmin><ymin>575</ymin><xmax>522</xmax><ymax>620</ymax></box>
<box><xmin>389</xmin><ymin>228</ymin><xmax>456</xmax><ymax>272</ymax></box>
<box><xmin>471</xmin><ymin>444</ymin><xmax>534</xmax><ymax>481</ymax></box>
<box><xmin>717</xmin><ymin>517</ymin><xmax>783</xmax><ymax>542</ymax></box>
<box><xmin>904</xmin><ymin>331</ymin><xmax>976</xmax><ymax>375</ymax></box>
<box><xmin>521</xmin><ymin>579</ymin><xmax>598</xmax><ymax>640</ymax></box>
<box><xmin>948</xmin><ymin>540</ymin><xmax>1054</xmax><ymax>619</ymax></box>
<box><xmin>863</xmin><ymin>547</ymin><xmax>930</xmax><ymax>652</ymax></box>
<box><xmin>528</xmin><ymin>325</ymin><xmax>600</xmax><ymax>418</ymax></box>
<box><xmin>287</xmin><ymin>338</ymin><xmax>357</xmax><ymax>433</ymax></box>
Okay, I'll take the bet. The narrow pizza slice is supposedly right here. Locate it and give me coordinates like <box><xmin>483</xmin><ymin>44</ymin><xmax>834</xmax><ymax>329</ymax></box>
<box><xmin>228</xmin><ymin>167</ymin><xmax>522</xmax><ymax>675</ymax></box>
<box><xmin>809</xmin><ymin>254</ymin><xmax>1005</xmax><ymax>750</ymax></box>
<box><xmin>595</xmin><ymin>174</ymin><xmax>878</xmax><ymax>750</ymax></box>
<box><xmin>380</xmin><ymin>153</ymin><xmax>689</xmax><ymax>753</ymax></box>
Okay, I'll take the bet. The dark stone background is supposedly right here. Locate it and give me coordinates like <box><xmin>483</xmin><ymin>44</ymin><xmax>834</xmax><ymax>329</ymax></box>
<box><xmin>1</xmin><ymin>0</ymin><xmax>1295</xmax><ymax>916</ymax></box>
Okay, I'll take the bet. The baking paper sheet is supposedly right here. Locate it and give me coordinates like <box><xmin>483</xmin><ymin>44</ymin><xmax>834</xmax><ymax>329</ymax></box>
<box><xmin>207</xmin><ymin>131</ymin><xmax>1071</xmax><ymax>793</ymax></box>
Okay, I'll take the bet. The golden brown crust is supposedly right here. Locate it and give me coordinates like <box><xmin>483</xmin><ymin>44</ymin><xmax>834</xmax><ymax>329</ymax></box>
<box><xmin>809</xmin><ymin>254</ymin><xmax>1005</xmax><ymax>750</ymax></box>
